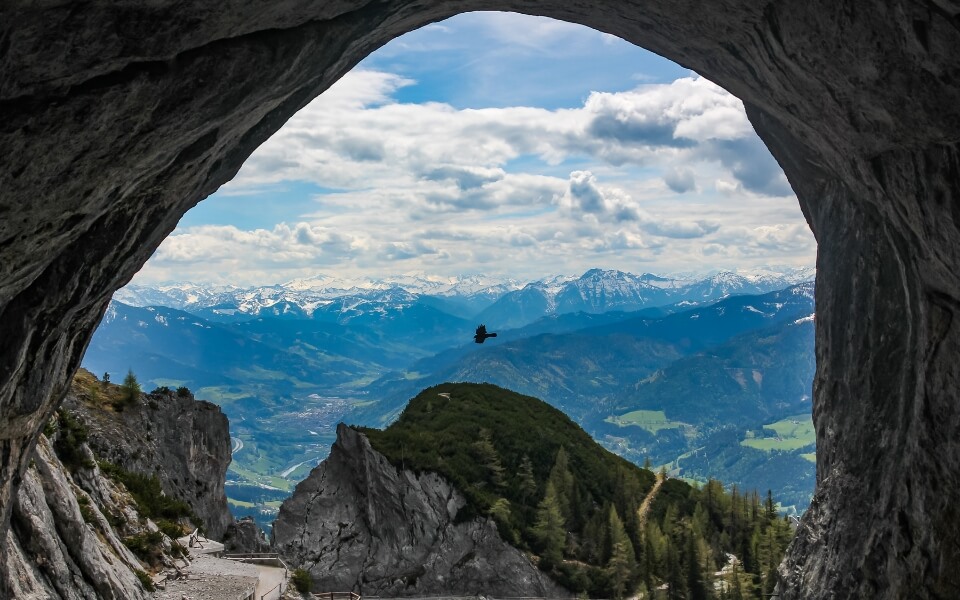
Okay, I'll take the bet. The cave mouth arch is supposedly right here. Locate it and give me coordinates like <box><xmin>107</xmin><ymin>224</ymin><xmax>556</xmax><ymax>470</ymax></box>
<box><xmin>2</xmin><ymin>2</ymin><xmax>959</xmax><ymax>598</ymax></box>
<box><xmin>114</xmin><ymin>8</ymin><xmax>818</xmax><ymax>531</ymax></box>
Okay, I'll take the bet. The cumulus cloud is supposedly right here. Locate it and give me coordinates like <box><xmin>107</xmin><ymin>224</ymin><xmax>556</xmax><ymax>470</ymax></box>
<box><xmin>698</xmin><ymin>137</ymin><xmax>793</xmax><ymax>196</ymax></box>
<box><xmin>139</xmin><ymin>61</ymin><xmax>813</xmax><ymax>285</ymax></box>
<box><xmin>663</xmin><ymin>167</ymin><xmax>697</xmax><ymax>193</ymax></box>
<box><xmin>154</xmin><ymin>223</ymin><xmax>360</xmax><ymax>265</ymax></box>
<box><xmin>231</xmin><ymin>70</ymin><xmax>789</xmax><ymax>200</ymax></box>
<box><xmin>422</xmin><ymin>166</ymin><xmax>505</xmax><ymax>190</ymax></box>
<box><xmin>558</xmin><ymin>171</ymin><xmax>719</xmax><ymax>239</ymax></box>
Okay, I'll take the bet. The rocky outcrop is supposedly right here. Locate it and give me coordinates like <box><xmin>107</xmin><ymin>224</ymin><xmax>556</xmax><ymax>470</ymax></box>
<box><xmin>2</xmin><ymin>1</ymin><xmax>960</xmax><ymax>598</ymax></box>
<box><xmin>62</xmin><ymin>377</ymin><xmax>233</xmax><ymax>539</ymax></box>
<box><xmin>274</xmin><ymin>424</ymin><xmax>565</xmax><ymax>597</ymax></box>
<box><xmin>4</xmin><ymin>436</ymin><xmax>151</xmax><ymax>599</ymax></box>
<box><xmin>224</xmin><ymin>517</ymin><xmax>272</xmax><ymax>554</ymax></box>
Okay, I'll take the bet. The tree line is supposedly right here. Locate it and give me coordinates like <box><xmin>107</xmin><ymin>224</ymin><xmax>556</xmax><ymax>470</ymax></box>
<box><xmin>358</xmin><ymin>383</ymin><xmax>796</xmax><ymax>598</ymax></box>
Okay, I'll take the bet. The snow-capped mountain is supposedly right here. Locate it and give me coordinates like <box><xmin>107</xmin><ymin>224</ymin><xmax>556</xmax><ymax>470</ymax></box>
<box><xmin>115</xmin><ymin>267</ymin><xmax>814</xmax><ymax>325</ymax></box>
<box><xmin>476</xmin><ymin>268</ymin><xmax>815</xmax><ymax>328</ymax></box>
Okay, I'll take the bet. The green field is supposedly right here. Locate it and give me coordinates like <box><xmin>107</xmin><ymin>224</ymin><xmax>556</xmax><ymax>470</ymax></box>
<box><xmin>227</xmin><ymin>498</ymin><xmax>256</xmax><ymax>508</ymax></box>
<box><xmin>741</xmin><ymin>414</ymin><xmax>816</xmax><ymax>452</ymax></box>
<box><xmin>228</xmin><ymin>462</ymin><xmax>294</xmax><ymax>492</ymax></box>
<box><xmin>605</xmin><ymin>409</ymin><xmax>686</xmax><ymax>434</ymax></box>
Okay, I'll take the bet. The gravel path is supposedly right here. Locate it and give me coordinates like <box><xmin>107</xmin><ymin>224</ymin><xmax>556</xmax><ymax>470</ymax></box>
<box><xmin>255</xmin><ymin>564</ymin><xmax>288</xmax><ymax>600</ymax></box>
<box><xmin>152</xmin><ymin>553</ymin><xmax>258</xmax><ymax>600</ymax></box>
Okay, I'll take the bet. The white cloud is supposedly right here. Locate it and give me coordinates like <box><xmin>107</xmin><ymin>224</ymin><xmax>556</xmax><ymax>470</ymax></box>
<box><xmin>154</xmin><ymin>223</ymin><xmax>361</xmax><ymax>265</ymax></box>
<box><xmin>229</xmin><ymin>71</ymin><xmax>788</xmax><ymax>198</ymax></box>
<box><xmin>663</xmin><ymin>166</ymin><xmax>697</xmax><ymax>193</ymax></box>
<box><xmin>558</xmin><ymin>171</ymin><xmax>719</xmax><ymax>238</ymax></box>
<box><xmin>139</xmin><ymin>59</ymin><xmax>813</xmax><ymax>285</ymax></box>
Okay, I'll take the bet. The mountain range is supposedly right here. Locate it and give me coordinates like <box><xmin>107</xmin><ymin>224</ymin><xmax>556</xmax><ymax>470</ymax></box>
<box><xmin>85</xmin><ymin>266</ymin><xmax>818</xmax><ymax>517</ymax></box>
<box><xmin>115</xmin><ymin>267</ymin><xmax>815</xmax><ymax>328</ymax></box>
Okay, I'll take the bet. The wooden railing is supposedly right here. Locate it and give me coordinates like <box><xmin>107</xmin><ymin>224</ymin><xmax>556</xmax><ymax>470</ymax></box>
<box><xmin>311</xmin><ymin>592</ymin><xmax>361</xmax><ymax>600</ymax></box>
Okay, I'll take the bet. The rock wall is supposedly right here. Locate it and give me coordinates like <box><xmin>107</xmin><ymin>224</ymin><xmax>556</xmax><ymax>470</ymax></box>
<box><xmin>63</xmin><ymin>380</ymin><xmax>233</xmax><ymax>539</ymax></box>
<box><xmin>3</xmin><ymin>437</ymin><xmax>151</xmax><ymax>599</ymax></box>
<box><xmin>1</xmin><ymin>1</ymin><xmax>960</xmax><ymax>598</ymax></box>
<box><xmin>274</xmin><ymin>424</ymin><xmax>565</xmax><ymax>597</ymax></box>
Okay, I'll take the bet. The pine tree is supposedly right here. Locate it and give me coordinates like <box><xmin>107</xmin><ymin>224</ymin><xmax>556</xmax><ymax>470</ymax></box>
<box><xmin>729</xmin><ymin>561</ymin><xmax>745</xmax><ymax>600</ymax></box>
<box><xmin>665</xmin><ymin>538</ymin><xmax>687</xmax><ymax>600</ymax></box>
<box><xmin>533</xmin><ymin>481</ymin><xmax>566</xmax><ymax>569</ymax></box>
<box><xmin>517</xmin><ymin>454</ymin><xmax>537</xmax><ymax>506</ymax></box>
<box><xmin>764</xmin><ymin>490</ymin><xmax>777</xmax><ymax>522</ymax></box>
<box><xmin>490</xmin><ymin>497</ymin><xmax>512</xmax><ymax>525</ymax></box>
<box><xmin>581</xmin><ymin>505</ymin><xmax>609</xmax><ymax>564</ymax></box>
<box><xmin>606</xmin><ymin>505</ymin><xmax>636</xmax><ymax>600</ymax></box>
<box><xmin>120</xmin><ymin>369</ymin><xmax>141</xmax><ymax>406</ymax></box>
<box><xmin>686</xmin><ymin>530</ymin><xmax>709</xmax><ymax>600</ymax></box>
<box><xmin>548</xmin><ymin>447</ymin><xmax>575</xmax><ymax>523</ymax></box>
<box><xmin>472</xmin><ymin>428</ymin><xmax>506</xmax><ymax>489</ymax></box>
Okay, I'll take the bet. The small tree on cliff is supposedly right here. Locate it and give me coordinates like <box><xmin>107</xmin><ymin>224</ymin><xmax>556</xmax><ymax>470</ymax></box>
<box><xmin>120</xmin><ymin>369</ymin><xmax>141</xmax><ymax>406</ymax></box>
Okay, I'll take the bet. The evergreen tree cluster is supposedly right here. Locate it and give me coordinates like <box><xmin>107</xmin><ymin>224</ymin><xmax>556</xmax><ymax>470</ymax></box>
<box><xmin>357</xmin><ymin>383</ymin><xmax>795</xmax><ymax>598</ymax></box>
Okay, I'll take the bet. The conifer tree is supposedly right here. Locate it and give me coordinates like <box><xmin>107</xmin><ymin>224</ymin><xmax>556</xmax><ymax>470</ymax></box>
<box><xmin>606</xmin><ymin>505</ymin><xmax>636</xmax><ymax>600</ymax></box>
<box><xmin>548</xmin><ymin>447</ymin><xmax>575</xmax><ymax>523</ymax></box>
<box><xmin>533</xmin><ymin>481</ymin><xmax>566</xmax><ymax>569</ymax></box>
<box><xmin>686</xmin><ymin>530</ymin><xmax>709</xmax><ymax>600</ymax></box>
<box><xmin>517</xmin><ymin>454</ymin><xmax>537</xmax><ymax>506</ymax></box>
<box><xmin>729</xmin><ymin>561</ymin><xmax>744</xmax><ymax>600</ymax></box>
<box><xmin>764</xmin><ymin>490</ymin><xmax>777</xmax><ymax>522</ymax></box>
<box><xmin>490</xmin><ymin>497</ymin><xmax>512</xmax><ymax>530</ymax></box>
<box><xmin>472</xmin><ymin>428</ymin><xmax>506</xmax><ymax>489</ymax></box>
<box><xmin>665</xmin><ymin>538</ymin><xmax>687</xmax><ymax>600</ymax></box>
<box><xmin>581</xmin><ymin>505</ymin><xmax>609</xmax><ymax>564</ymax></box>
<box><xmin>120</xmin><ymin>369</ymin><xmax>141</xmax><ymax>406</ymax></box>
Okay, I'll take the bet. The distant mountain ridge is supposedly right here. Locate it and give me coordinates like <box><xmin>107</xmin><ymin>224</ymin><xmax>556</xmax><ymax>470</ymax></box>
<box><xmin>361</xmin><ymin>283</ymin><xmax>815</xmax><ymax>424</ymax></box>
<box><xmin>90</xmin><ymin>267</ymin><xmax>819</xmax><ymax>523</ymax></box>
<box><xmin>116</xmin><ymin>267</ymin><xmax>815</xmax><ymax>328</ymax></box>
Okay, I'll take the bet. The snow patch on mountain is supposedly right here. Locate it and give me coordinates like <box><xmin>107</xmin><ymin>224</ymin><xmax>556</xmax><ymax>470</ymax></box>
<box><xmin>116</xmin><ymin>267</ymin><xmax>814</xmax><ymax>325</ymax></box>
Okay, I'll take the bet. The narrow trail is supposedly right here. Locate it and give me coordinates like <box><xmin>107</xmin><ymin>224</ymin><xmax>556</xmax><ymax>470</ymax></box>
<box><xmin>637</xmin><ymin>471</ymin><xmax>665</xmax><ymax>533</ymax></box>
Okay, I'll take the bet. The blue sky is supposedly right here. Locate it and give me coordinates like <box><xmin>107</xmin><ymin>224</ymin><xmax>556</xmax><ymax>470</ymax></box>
<box><xmin>140</xmin><ymin>12</ymin><xmax>815</xmax><ymax>286</ymax></box>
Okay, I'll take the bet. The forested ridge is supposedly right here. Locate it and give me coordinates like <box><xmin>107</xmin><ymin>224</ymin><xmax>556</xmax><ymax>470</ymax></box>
<box><xmin>356</xmin><ymin>383</ymin><xmax>794</xmax><ymax>598</ymax></box>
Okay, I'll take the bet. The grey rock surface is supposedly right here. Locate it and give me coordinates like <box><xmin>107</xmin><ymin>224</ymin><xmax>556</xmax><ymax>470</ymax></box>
<box><xmin>1</xmin><ymin>1</ymin><xmax>960</xmax><ymax>598</ymax></box>
<box><xmin>152</xmin><ymin>553</ymin><xmax>258</xmax><ymax>600</ymax></box>
<box><xmin>63</xmin><ymin>385</ymin><xmax>234</xmax><ymax>539</ymax></box>
<box><xmin>274</xmin><ymin>424</ymin><xmax>565</xmax><ymax>597</ymax></box>
<box><xmin>224</xmin><ymin>516</ymin><xmax>272</xmax><ymax>554</ymax></box>
<box><xmin>4</xmin><ymin>436</ymin><xmax>150</xmax><ymax>600</ymax></box>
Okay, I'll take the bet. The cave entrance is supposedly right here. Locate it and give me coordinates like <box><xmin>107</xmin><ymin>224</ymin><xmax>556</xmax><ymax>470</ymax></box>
<box><xmin>3</xmin><ymin>2</ymin><xmax>959</xmax><ymax>598</ymax></box>
<box><xmin>98</xmin><ymin>5</ymin><xmax>816</xmax><ymax>567</ymax></box>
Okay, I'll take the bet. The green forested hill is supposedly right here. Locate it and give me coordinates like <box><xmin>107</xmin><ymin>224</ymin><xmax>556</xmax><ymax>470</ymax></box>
<box><xmin>356</xmin><ymin>383</ymin><xmax>795</xmax><ymax>598</ymax></box>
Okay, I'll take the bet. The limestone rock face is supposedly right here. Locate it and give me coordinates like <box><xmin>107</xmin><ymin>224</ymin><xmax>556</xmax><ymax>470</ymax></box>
<box><xmin>224</xmin><ymin>516</ymin><xmax>272</xmax><ymax>554</ymax></box>
<box><xmin>2</xmin><ymin>1</ymin><xmax>960</xmax><ymax>598</ymax></box>
<box><xmin>273</xmin><ymin>424</ymin><xmax>565</xmax><ymax>597</ymax></box>
<box><xmin>4</xmin><ymin>437</ymin><xmax>150</xmax><ymax>600</ymax></box>
<box><xmin>63</xmin><ymin>386</ymin><xmax>233</xmax><ymax>539</ymax></box>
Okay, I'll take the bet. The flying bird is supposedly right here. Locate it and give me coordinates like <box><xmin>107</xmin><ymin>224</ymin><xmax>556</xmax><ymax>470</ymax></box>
<box><xmin>474</xmin><ymin>324</ymin><xmax>498</xmax><ymax>344</ymax></box>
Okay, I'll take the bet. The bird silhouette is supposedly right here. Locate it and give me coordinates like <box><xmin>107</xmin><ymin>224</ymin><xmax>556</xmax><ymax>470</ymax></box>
<box><xmin>474</xmin><ymin>324</ymin><xmax>498</xmax><ymax>344</ymax></box>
